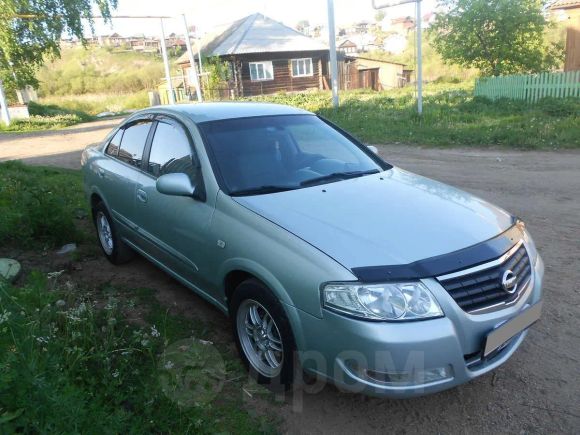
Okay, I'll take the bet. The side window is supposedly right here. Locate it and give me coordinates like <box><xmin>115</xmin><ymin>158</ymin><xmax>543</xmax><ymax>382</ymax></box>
<box><xmin>117</xmin><ymin>121</ymin><xmax>152</xmax><ymax>168</ymax></box>
<box><xmin>105</xmin><ymin>129</ymin><xmax>123</xmax><ymax>157</ymax></box>
<box><xmin>147</xmin><ymin>121</ymin><xmax>199</xmax><ymax>180</ymax></box>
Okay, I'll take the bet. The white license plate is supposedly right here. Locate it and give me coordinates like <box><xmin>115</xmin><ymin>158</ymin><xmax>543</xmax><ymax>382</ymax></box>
<box><xmin>483</xmin><ymin>301</ymin><xmax>543</xmax><ymax>357</ymax></box>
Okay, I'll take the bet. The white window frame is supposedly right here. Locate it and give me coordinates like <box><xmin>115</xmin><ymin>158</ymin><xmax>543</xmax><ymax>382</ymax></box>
<box><xmin>249</xmin><ymin>61</ymin><xmax>274</xmax><ymax>81</ymax></box>
<box><xmin>291</xmin><ymin>58</ymin><xmax>313</xmax><ymax>77</ymax></box>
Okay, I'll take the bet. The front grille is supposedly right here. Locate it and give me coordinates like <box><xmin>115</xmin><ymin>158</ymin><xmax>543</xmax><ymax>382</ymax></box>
<box><xmin>437</xmin><ymin>243</ymin><xmax>532</xmax><ymax>313</ymax></box>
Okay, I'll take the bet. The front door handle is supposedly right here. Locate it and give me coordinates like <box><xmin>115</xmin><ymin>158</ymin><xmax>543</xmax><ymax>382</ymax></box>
<box><xmin>136</xmin><ymin>189</ymin><xmax>148</xmax><ymax>203</ymax></box>
<box><xmin>98</xmin><ymin>168</ymin><xmax>105</xmax><ymax>178</ymax></box>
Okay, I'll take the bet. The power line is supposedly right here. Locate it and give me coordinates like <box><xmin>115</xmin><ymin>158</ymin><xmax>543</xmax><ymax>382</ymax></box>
<box><xmin>8</xmin><ymin>14</ymin><xmax>171</xmax><ymax>19</ymax></box>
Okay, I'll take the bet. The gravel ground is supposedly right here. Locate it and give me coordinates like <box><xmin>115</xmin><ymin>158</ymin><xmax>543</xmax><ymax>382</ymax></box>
<box><xmin>1</xmin><ymin>124</ymin><xmax>579</xmax><ymax>433</ymax></box>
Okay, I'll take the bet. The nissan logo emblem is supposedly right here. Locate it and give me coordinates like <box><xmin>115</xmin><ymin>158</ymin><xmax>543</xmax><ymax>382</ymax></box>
<box><xmin>501</xmin><ymin>269</ymin><xmax>518</xmax><ymax>294</ymax></box>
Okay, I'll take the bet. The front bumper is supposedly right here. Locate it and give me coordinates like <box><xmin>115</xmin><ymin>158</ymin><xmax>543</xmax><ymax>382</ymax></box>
<box><xmin>287</xmin><ymin>254</ymin><xmax>544</xmax><ymax>398</ymax></box>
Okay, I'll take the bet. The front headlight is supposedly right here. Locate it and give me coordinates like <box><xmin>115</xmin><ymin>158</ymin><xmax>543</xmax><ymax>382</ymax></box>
<box><xmin>322</xmin><ymin>281</ymin><xmax>444</xmax><ymax>321</ymax></box>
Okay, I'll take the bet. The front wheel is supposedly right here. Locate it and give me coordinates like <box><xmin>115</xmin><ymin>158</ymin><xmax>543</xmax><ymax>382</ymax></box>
<box><xmin>231</xmin><ymin>279</ymin><xmax>296</xmax><ymax>390</ymax></box>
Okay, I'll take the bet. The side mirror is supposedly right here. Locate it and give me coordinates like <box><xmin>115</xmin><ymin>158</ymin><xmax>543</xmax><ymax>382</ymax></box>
<box><xmin>156</xmin><ymin>173</ymin><xmax>196</xmax><ymax>197</ymax></box>
<box><xmin>367</xmin><ymin>145</ymin><xmax>379</xmax><ymax>155</ymax></box>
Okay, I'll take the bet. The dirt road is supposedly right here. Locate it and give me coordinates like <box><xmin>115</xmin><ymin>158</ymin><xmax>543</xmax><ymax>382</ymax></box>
<box><xmin>0</xmin><ymin>118</ymin><xmax>122</xmax><ymax>168</ymax></box>
<box><xmin>1</xmin><ymin>125</ymin><xmax>579</xmax><ymax>433</ymax></box>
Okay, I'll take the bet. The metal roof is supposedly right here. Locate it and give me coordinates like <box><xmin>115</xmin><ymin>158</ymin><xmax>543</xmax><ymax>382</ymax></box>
<box><xmin>140</xmin><ymin>102</ymin><xmax>313</xmax><ymax>124</ymax></box>
<box><xmin>178</xmin><ymin>13</ymin><xmax>328</xmax><ymax>63</ymax></box>
<box><xmin>549</xmin><ymin>0</ymin><xmax>580</xmax><ymax>9</ymax></box>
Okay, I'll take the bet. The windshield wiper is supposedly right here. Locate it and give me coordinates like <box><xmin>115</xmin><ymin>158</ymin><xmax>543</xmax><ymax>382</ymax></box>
<box><xmin>300</xmin><ymin>169</ymin><xmax>380</xmax><ymax>187</ymax></box>
<box><xmin>229</xmin><ymin>185</ymin><xmax>299</xmax><ymax>197</ymax></box>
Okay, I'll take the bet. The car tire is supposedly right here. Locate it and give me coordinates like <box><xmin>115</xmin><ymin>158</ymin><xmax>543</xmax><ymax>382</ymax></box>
<box><xmin>92</xmin><ymin>201</ymin><xmax>134</xmax><ymax>265</ymax></box>
<box><xmin>231</xmin><ymin>278</ymin><xmax>296</xmax><ymax>390</ymax></box>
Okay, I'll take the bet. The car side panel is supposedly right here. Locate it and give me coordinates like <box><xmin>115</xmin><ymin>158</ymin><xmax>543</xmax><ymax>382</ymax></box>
<box><xmin>209</xmin><ymin>191</ymin><xmax>357</xmax><ymax>317</ymax></box>
<box><xmin>83</xmin><ymin>147</ymin><xmax>140</xmax><ymax>240</ymax></box>
<box><xmin>133</xmin><ymin>171</ymin><xmax>218</xmax><ymax>299</ymax></box>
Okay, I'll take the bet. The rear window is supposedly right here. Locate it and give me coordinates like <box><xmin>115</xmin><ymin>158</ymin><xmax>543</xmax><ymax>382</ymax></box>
<box><xmin>117</xmin><ymin>121</ymin><xmax>152</xmax><ymax>168</ymax></box>
<box><xmin>105</xmin><ymin>129</ymin><xmax>123</xmax><ymax>157</ymax></box>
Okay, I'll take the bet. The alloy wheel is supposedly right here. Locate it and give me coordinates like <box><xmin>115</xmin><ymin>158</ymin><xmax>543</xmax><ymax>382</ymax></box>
<box><xmin>96</xmin><ymin>211</ymin><xmax>114</xmax><ymax>255</ymax></box>
<box><xmin>236</xmin><ymin>299</ymin><xmax>284</xmax><ymax>378</ymax></box>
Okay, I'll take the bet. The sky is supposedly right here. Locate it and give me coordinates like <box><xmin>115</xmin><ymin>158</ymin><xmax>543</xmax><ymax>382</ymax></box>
<box><xmin>87</xmin><ymin>0</ymin><xmax>438</xmax><ymax>37</ymax></box>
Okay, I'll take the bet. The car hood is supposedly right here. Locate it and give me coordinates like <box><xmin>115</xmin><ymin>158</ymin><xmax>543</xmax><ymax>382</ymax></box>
<box><xmin>233</xmin><ymin>168</ymin><xmax>514</xmax><ymax>269</ymax></box>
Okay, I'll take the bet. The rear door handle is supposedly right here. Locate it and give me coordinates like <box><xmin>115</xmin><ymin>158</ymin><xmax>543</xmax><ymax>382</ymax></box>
<box><xmin>136</xmin><ymin>189</ymin><xmax>148</xmax><ymax>203</ymax></box>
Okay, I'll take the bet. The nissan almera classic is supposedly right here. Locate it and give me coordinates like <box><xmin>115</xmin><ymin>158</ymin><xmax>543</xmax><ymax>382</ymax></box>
<box><xmin>81</xmin><ymin>103</ymin><xmax>543</xmax><ymax>398</ymax></box>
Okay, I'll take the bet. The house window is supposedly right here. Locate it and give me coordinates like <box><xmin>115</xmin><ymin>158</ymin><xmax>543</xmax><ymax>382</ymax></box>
<box><xmin>249</xmin><ymin>61</ymin><xmax>273</xmax><ymax>81</ymax></box>
<box><xmin>291</xmin><ymin>58</ymin><xmax>313</xmax><ymax>77</ymax></box>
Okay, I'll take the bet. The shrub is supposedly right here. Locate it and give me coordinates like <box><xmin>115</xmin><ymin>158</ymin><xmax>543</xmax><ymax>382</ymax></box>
<box><xmin>27</xmin><ymin>101</ymin><xmax>93</xmax><ymax>121</ymax></box>
<box><xmin>0</xmin><ymin>162</ymin><xmax>87</xmax><ymax>247</ymax></box>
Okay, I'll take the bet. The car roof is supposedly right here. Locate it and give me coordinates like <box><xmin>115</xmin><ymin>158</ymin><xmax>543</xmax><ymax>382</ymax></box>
<box><xmin>144</xmin><ymin>102</ymin><xmax>314</xmax><ymax>124</ymax></box>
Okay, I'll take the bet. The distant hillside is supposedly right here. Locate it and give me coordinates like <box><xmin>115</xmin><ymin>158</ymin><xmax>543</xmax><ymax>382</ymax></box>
<box><xmin>37</xmin><ymin>47</ymin><xmax>180</xmax><ymax>97</ymax></box>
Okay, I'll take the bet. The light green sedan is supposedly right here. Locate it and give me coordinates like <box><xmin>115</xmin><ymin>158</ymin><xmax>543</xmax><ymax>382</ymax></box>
<box><xmin>82</xmin><ymin>103</ymin><xmax>543</xmax><ymax>398</ymax></box>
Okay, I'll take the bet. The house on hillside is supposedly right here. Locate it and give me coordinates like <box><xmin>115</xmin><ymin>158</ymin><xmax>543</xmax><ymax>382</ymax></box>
<box><xmin>176</xmin><ymin>13</ymin><xmax>330</xmax><ymax>97</ymax></box>
<box><xmin>382</xmin><ymin>16</ymin><xmax>415</xmax><ymax>34</ymax></box>
<box><xmin>345</xmin><ymin>20</ymin><xmax>373</xmax><ymax>35</ymax></box>
<box><xmin>550</xmin><ymin>0</ymin><xmax>580</xmax><ymax>71</ymax></box>
<box><xmin>131</xmin><ymin>37</ymin><xmax>161</xmax><ymax>53</ymax></box>
<box><xmin>100</xmin><ymin>33</ymin><xmax>128</xmax><ymax>47</ymax></box>
<box><xmin>338</xmin><ymin>39</ymin><xmax>358</xmax><ymax>54</ymax></box>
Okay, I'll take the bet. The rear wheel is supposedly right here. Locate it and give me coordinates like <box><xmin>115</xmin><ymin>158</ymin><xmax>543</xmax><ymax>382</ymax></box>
<box><xmin>92</xmin><ymin>202</ymin><xmax>134</xmax><ymax>265</ymax></box>
<box><xmin>231</xmin><ymin>279</ymin><xmax>296</xmax><ymax>390</ymax></box>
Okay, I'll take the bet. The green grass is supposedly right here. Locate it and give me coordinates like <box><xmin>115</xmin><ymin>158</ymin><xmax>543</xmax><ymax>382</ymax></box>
<box><xmin>0</xmin><ymin>162</ymin><xmax>275</xmax><ymax>433</ymax></box>
<box><xmin>3</xmin><ymin>80</ymin><xmax>578</xmax><ymax>148</ymax></box>
<box><xmin>0</xmin><ymin>114</ymin><xmax>87</xmax><ymax>132</ymax></box>
<box><xmin>0</xmin><ymin>93</ymin><xmax>150</xmax><ymax>133</ymax></box>
<box><xmin>39</xmin><ymin>91</ymin><xmax>150</xmax><ymax>116</ymax></box>
<box><xmin>243</xmin><ymin>85</ymin><xmax>580</xmax><ymax>149</ymax></box>
<box><xmin>0</xmin><ymin>162</ymin><xmax>88</xmax><ymax>248</ymax></box>
<box><xmin>0</xmin><ymin>276</ymin><xmax>273</xmax><ymax>433</ymax></box>
<box><xmin>0</xmin><ymin>101</ymin><xmax>95</xmax><ymax>133</ymax></box>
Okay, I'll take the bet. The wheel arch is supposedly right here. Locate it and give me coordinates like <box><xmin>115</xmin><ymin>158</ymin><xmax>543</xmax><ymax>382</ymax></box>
<box><xmin>88</xmin><ymin>185</ymin><xmax>111</xmax><ymax>216</ymax></box>
<box><xmin>90</xmin><ymin>192</ymin><xmax>104</xmax><ymax>210</ymax></box>
<box><xmin>222</xmin><ymin>263</ymin><xmax>307</xmax><ymax>358</ymax></box>
<box><xmin>221</xmin><ymin>259</ymin><xmax>294</xmax><ymax>310</ymax></box>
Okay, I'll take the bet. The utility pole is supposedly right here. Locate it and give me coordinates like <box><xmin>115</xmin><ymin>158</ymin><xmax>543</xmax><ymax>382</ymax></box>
<box><xmin>327</xmin><ymin>0</ymin><xmax>339</xmax><ymax>108</ymax></box>
<box><xmin>0</xmin><ymin>80</ymin><xmax>10</xmax><ymax>126</ymax></box>
<box><xmin>159</xmin><ymin>18</ymin><xmax>176</xmax><ymax>105</ymax></box>
<box><xmin>181</xmin><ymin>14</ymin><xmax>203</xmax><ymax>102</ymax></box>
<box><xmin>416</xmin><ymin>0</ymin><xmax>423</xmax><ymax>115</ymax></box>
<box><xmin>197</xmin><ymin>40</ymin><xmax>204</xmax><ymax>76</ymax></box>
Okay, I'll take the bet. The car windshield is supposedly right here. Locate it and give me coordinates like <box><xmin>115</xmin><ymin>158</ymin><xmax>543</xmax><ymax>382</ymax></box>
<box><xmin>199</xmin><ymin>115</ymin><xmax>387</xmax><ymax>196</ymax></box>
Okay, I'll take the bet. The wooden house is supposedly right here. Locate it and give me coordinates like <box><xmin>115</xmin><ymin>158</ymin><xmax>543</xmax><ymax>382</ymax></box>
<box><xmin>177</xmin><ymin>13</ymin><xmax>330</xmax><ymax>97</ymax></box>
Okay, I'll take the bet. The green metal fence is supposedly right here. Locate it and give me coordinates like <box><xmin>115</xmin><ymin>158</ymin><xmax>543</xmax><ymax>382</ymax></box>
<box><xmin>474</xmin><ymin>71</ymin><xmax>580</xmax><ymax>102</ymax></box>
